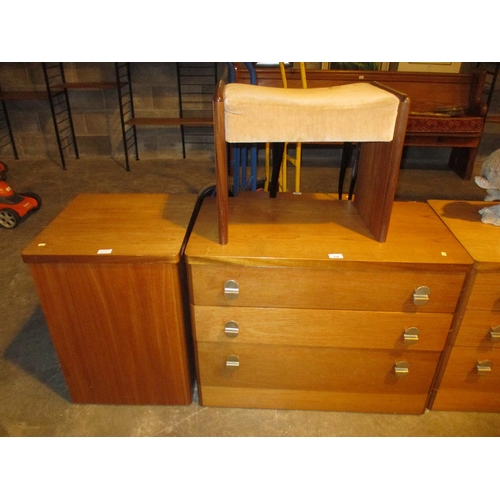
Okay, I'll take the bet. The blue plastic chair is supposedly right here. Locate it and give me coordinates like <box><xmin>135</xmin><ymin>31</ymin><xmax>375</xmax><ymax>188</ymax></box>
<box><xmin>226</xmin><ymin>63</ymin><xmax>258</xmax><ymax>195</ymax></box>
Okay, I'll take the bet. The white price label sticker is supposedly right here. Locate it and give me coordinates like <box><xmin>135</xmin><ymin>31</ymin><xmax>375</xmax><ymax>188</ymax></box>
<box><xmin>97</xmin><ymin>249</ymin><xmax>113</xmax><ymax>254</ymax></box>
<box><xmin>328</xmin><ymin>253</ymin><xmax>344</xmax><ymax>259</ymax></box>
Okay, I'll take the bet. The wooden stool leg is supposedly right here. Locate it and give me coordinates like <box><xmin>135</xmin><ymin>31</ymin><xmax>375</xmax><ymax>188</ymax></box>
<box><xmin>214</xmin><ymin>82</ymin><xmax>229</xmax><ymax>244</ymax></box>
<box><xmin>449</xmin><ymin>147</ymin><xmax>477</xmax><ymax>181</ymax></box>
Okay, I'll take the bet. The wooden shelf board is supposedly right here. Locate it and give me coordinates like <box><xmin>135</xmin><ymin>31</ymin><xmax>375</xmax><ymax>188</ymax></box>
<box><xmin>0</xmin><ymin>91</ymin><xmax>48</xmax><ymax>101</ymax></box>
<box><xmin>486</xmin><ymin>114</ymin><xmax>500</xmax><ymax>123</ymax></box>
<box><xmin>126</xmin><ymin>117</ymin><xmax>213</xmax><ymax>126</ymax></box>
<box><xmin>52</xmin><ymin>82</ymin><xmax>121</xmax><ymax>90</ymax></box>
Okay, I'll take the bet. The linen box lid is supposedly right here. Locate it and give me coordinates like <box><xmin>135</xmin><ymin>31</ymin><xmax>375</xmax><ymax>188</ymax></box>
<box><xmin>22</xmin><ymin>194</ymin><xmax>197</xmax><ymax>264</ymax></box>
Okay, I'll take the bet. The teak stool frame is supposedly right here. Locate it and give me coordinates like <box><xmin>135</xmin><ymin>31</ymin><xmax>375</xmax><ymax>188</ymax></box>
<box><xmin>213</xmin><ymin>81</ymin><xmax>410</xmax><ymax>245</ymax></box>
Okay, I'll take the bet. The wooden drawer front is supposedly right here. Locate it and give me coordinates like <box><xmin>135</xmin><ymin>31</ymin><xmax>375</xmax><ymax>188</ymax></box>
<box><xmin>466</xmin><ymin>273</ymin><xmax>500</xmax><ymax>311</ymax></box>
<box><xmin>199</xmin><ymin>386</ymin><xmax>430</xmax><ymax>414</ymax></box>
<box><xmin>197</xmin><ymin>342</ymin><xmax>440</xmax><ymax>397</ymax></box>
<box><xmin>455</xmin><ymin>310</ymin><xmax>500</xmax><ymax>348</ymax></box>
<box><xmin>192</xmin><ymin>305</ymin><xmax>452</xmax><ymax>351</ymax></box>
<box><xmin>432</xmin><ymin>346</ymin><xmax>500</xmax><ymax>412</ymax></box>
<box><xmin>189</xmin><ymin>265</ymin><xmax>466</xmax><ymax>313</ymax></box>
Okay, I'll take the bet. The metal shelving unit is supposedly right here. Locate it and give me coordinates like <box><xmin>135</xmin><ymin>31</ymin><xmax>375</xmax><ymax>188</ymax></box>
<box><xmin>176</xmin><ymin>62</ymin><xmax>218</xmax><ymax>157</ymax></box>
<box><xmin>115</xmin><ymin>62</ymin><xmax>138</xmax><ymax>171</ymax></box>
<box><xmin>124</xmin><ymin>62</ymin><xmax>218</xmax><ymax>160</ymax></box>
<box><xmin>43</xmin><ymin>62</ymin><xmax>133</xmax><ymax>170</ymax></box>
<box><xmin>0</xmin><ymin>86</ymin><xmax>49</xmax><ymax>161</ymax></box>
<box><xmin>42</xmin><ymin>63</ymin><xmax>79</xmax><ymax>170</ymax></box>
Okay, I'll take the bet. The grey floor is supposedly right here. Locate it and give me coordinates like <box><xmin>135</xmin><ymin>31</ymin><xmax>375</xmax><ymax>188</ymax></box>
<box><xmin>1</xmin><ymin>150</ymin><xmax>499</xmax><ymax>438</ymax></box>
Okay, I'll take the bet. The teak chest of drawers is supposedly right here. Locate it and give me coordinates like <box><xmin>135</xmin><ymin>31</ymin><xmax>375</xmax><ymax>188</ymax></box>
<box><xmin>185</xmin><ymin>193</ymin><xmax>473</xmax><ymax>414</ymax></box>
<box><xmin>429</xmin><ymin>200</ymin><xmax>500</xmax><ymax>412</ymax></box>
<box><xmin>22</xmin><ymin>194</ymin><xmax>197</xmax><ymax>406</ymax></box>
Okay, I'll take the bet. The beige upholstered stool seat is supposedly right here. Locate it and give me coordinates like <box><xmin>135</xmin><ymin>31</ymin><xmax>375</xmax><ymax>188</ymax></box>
<box><xmin>224</xmin><ymin>82</ymin><xmax>401</xmax><ymax>143</ymax></box>
<box><xmin>213</xmin><ymin>80</ymin><xmax>410</xmax><ymax>245</ymax></box>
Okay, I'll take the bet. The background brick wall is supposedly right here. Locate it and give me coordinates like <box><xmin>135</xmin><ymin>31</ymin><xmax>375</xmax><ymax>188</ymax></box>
<box><xmin>0</xmin><ymin>62</ymin><xmax>57</xmax><ymax>159</ymax></box>
<box><xmin>0</xmin><ymin>62</ymin><xmax>222</xmax><ymax>163</ymax></box>
<box><xmin>1</xmin><ymin>62</ymin><xmax>499</xmax><ymax>167</ymax></box>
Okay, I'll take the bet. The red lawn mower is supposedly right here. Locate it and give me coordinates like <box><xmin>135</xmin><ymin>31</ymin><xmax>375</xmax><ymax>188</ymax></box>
<box><xmin>0</xmin><ymin>161</ymin><xmax>41</xmax><ymax>229</ymax></box>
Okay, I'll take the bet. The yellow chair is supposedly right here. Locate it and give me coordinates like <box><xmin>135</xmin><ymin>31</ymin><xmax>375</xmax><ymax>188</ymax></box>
<box><xmin>213</xmin><ymin>80</ymin><xmax>409</xmax><ymax>245</ymax></box>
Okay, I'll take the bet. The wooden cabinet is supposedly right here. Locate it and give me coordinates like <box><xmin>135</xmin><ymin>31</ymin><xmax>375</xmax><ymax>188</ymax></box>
<box><xmin>185</xmin><ymin>193</ymin><xmax>473</xmax><ymax>414</ymax></box>
<box><xmin>429</xmin><ymin>200</ymin><xmax>500</xmax><ymax>412</ymax></box>
<box><xmin>22</xmin><ymin>194</ymin><xmax>197</xmax><ymax>405</ymax></box>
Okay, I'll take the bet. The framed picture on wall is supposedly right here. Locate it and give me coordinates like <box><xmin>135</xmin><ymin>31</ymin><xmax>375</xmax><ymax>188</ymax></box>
<box><xmin>397</xmin><ymin>62</ymin><xmax>462</xmax><ymax>73</ymax></box>
<box><xmin>321</xmin><ymin>63</ymin><xmax>390</xmax><ymax>71</ymax></box>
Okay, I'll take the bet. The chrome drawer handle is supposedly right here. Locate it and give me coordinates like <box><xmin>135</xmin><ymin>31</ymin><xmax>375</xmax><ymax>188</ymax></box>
<box><xmin>490</xmin><ymin>326</ymin><xmax>500</xmax><ymax>342</ymax></box>
<box><xmin>226</xmin><ymin>355</ymin><xmax>240</xmax><ymax>369</ymax></box>
<box><xmin>394</xmin><ymin>361</ymin><xmax>410</xmax><ymax>376</ymax></box>
<box><xmin>223</xmin><ymin>280</ymin><xmax>239</xmax><ymax>299</ymax></box>
<box><xmin>403</xmin><ymin>327</ymin><xmax>420</xmax><ymax>344</ymax></box>
<box><xmin>413</xmin><ymin>286</ymin><xmax>430</xmax><ymax>306</ymax></box>
<box><xmin>224</xmin><ymin>321</ymin><xmax>239</xmax><ymax>338</ymax></box>
<box><xmin>476</xmin><ymin>360</ymin><xmax>493</xmax><ymax>374</ymax></box>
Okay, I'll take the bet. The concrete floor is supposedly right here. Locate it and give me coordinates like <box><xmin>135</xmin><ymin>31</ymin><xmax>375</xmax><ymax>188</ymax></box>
<box><xmin>1</xmin><ymin>151</ymin><xmax>500</xmax><ymax>438</ymax></box>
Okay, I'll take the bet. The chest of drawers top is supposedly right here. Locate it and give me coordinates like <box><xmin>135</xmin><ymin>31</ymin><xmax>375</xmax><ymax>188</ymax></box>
<box><xmin>428</xmin><ymin>200</ymin><xmax>500</xmax><ymax>270</ymax></box>
<box><xmin>186</xmin><ymin>193</ymin><xmax>472</xmax><ymax>269</ymax></box>
<box><xmin>22</xmin><ymin>193</ymin><xmax>197</xmax><ymax>264</ymax></box>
